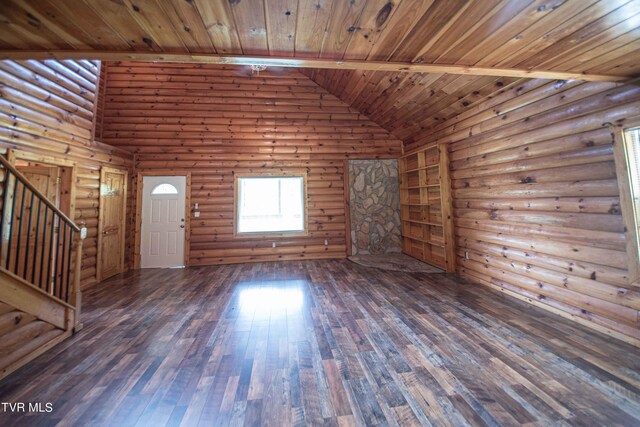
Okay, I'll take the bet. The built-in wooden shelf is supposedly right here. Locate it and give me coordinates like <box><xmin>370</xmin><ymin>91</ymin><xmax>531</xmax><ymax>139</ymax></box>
<box><xmin>402</xmin><ymin>202</ymin><xmax>442</xmax><ymax>206</ymax></box>
<box><xmin>405</xmin><ymin>184</ymin><xmax>441</xmax><ymax>189</ymax></box>
<box><xmin>402</xmin><ymin>164</ymin><xmax>439</xmax><ymax>173</ymax></box>
<box><xmin>399</xmin><ymin>144</ymin><xmax>455</xmax><ymax>272</ymax></box>
<box><xmin>404</xmin><ymin>234</ymin><xmax>446</xmax><ymax>248</ymax></box>
<box><xmin>402</xmin><ymin>219</ymin><xmax>442</xmax><ymax>227</ymax></box>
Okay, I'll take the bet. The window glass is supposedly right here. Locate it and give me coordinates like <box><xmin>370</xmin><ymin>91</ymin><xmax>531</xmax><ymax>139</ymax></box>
<box><xmin>151</xmin><ymin>183</ymin><xmax>178</xmax><ymax>195</ymax></box>
<box><xmin>237</xmin><ymin>176</ymin><xmax>304</xmax><ymax>233</ymax></box>
<box><xmin>624</xmin><ymin>127</ymin><xmax>640</xmax><ymax>260</ymax></box>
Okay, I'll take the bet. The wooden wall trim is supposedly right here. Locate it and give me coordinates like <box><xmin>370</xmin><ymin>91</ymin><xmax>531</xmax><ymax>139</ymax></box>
<box><xmin>343</xmin><ymin>160</ymin><xmax>351</xmax><ymax>257</ymax></box>
<box><xmin>90</xmin><ymin>62</ymin><xmax>102</xmax><ymax>142</ymax></box>
<box><xmin>439</xmin><ymin>144</ymin><xmax>455</xmax><ymax>273</ymax></box>
<box><xmin>134</xmin><ymin>174</ymin><xmax>142</xmax><ymax>270</ymax></box>
<box><xmin>185</xmin><ymin>173</ymin><xmax>191</xmax><ymax>267</ymax></box>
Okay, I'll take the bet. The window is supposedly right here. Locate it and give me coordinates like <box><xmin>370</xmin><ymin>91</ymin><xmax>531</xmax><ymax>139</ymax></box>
<box><xmin>151</xmin><ymin>183</ymin><xmax>178</xmax><ymax>195</ymax></box>
<box><xmin>623</xmin><ymin>127</ymin><xmax>640</xmax><ymax>255</ymax></box>
<box><xmin>625</xmin><ymin>127</ymin><xmax>640</xmax><ymax>236</ymax></box>
<box><xmin>615</xmin><ymin>123</ymin><xmax>640</xmax><ymax>286</ymax></box>
<box><xmin>236</xmin><ymin>175</ymin><xmax>306</xmax><ymax>234</ymax></box>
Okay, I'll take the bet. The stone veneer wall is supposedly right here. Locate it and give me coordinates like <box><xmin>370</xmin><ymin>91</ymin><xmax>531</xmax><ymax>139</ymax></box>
<box><xmin>349</xmin><ymin>160</ymin><xmax>402</xmax><ymax>255</ymax></box>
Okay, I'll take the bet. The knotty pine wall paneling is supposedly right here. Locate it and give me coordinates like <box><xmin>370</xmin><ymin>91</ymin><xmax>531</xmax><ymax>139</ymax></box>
<box><xmin>405</xmin><ymin>78</ymin><xmax>640</xmax><ymax>345</ymax></box>
<box><xmin>0</xmin><ymin>59</ymin><xmax>133</xmax><ymax>289</ymax></box>
<box><xmin>100</xmin><ymin>62</ymin><xmax>402</xmax><ymax>266</ymax></box>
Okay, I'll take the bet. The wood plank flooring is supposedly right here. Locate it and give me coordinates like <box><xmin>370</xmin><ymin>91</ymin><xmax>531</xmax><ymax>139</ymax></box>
<box><xmin>0</xmin><ymin>260</ymin><xmax>639</xmax><ymax>426</ymax></box>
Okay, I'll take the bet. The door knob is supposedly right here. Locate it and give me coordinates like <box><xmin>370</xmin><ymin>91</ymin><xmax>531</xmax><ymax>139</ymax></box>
<box><xmin>180</xmin><ymin>225</ymin><xmax>185</xmax><ymax>228</ymax></box>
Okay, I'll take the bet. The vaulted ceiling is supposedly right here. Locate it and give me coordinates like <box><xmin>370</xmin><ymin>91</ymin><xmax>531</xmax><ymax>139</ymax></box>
<box><xmin>302</xmin><ymin>69</ymin><xmax>528</xmax><ymax>145</ymax></box>
<box><xmin>2</xmin><ymin>0</ymin><xmax>639</xmax><ymax>148</ymax></box>
<box><xmin>1</xmin><ymin>0</ymin><xmax>639</xmax><ymax>78</ymax></box>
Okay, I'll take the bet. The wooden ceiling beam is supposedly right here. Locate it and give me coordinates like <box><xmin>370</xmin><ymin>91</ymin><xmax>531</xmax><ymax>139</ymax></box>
<box><xmin>0</xmin><ymin>50</ymin><xmax>630</xmax><ymax>82</ymax></box>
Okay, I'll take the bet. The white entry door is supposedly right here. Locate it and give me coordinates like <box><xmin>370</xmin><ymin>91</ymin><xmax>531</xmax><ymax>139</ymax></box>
<box><xmin>141</xmin><ymin>176</ymin><xmax>186</xmax><ymax>268</ymax></box>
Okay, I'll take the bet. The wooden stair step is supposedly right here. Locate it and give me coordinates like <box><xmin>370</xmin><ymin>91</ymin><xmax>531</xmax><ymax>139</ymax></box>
<box><xmin>0</xmin><ymin>320</ymin><xmax>58</xmax><ymax>358</ymax></box>
<box><xmin>0</xmin><ymin>310</ymin><xmax>36</xmax><ymax>336</ymax></box>
<box><xmin>0</xmin><ymin>327</ymin><xmax>65</xmax><ymax>372</ymax></box>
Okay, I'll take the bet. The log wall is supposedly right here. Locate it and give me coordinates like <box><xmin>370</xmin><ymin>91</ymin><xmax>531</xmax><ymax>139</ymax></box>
<box><xmin>0</xmin><ymin>59</ymin><xmax>133</xmax><ymax>289</ymax></box>
<box><xmin>100</xmin><ymin>62</ymin><xmax>402</xmax><ymax>266</ymax></box>
<box><xmin>406</xmin><ymin>78</ymin><xmax>640</xmax><ymax>344</ymax></box>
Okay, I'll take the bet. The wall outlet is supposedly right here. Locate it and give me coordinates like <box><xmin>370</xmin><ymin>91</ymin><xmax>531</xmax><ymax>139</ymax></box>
<box><xmin>194</xmin><ymin>203</ymin><xmax>199</xmax><ymax>209</ymax></box>
<box><xmin>272</xmin><ymin>242</ymin><xmax>276</xmax><ymax>248</ymax></box>
<box><xmin>324</xmin><ymin>239</ymin><xmax>328</xmax><ymax>246</ymax></box>
<box><xmin>194</xmin><ymin>211</ymin><xmax>200</xmax><ymax>218</ymax></box>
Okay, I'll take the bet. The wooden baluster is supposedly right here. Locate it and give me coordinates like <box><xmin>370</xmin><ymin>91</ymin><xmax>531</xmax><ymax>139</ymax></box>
<box><xmin>71</xmin><ymin>227</ymin><xmax>86</xmax><ymax>332</ymax></box>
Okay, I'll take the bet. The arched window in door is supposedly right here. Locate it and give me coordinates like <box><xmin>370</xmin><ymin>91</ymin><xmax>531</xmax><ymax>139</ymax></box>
<box><xmin>151</xmin><ymin>183</ymin><xmax>178</xmax><ymax>195</ymax></box>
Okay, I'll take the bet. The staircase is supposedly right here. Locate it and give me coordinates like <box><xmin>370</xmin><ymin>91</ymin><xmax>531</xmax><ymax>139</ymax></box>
<box><xmin>0</xmin><ymin>155</ymin><xmax>85</xmax><ymax>380</ymax></box>
<box><xmin>0</xmin><ymin>302</ymin><xmax>66</xmax><ymax>374</ymax></box>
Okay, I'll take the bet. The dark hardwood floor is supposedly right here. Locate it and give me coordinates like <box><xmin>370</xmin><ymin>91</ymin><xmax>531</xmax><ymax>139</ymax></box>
<box><xmin>0</xmin><ymin>260</ymin><xmax>639</xmax><ymax>426</ymax></box>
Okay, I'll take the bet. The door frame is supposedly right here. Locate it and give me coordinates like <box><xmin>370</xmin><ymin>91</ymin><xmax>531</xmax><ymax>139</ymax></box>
<box><xmin>5</xmin><ymin>150</ymin><xmax>77</xmax><ymax>271</ymax></box>
<box><xmin>9</xmin><ymin>149</ymin><xmax>76</xmax><ymax>219</ymax></box>
<box><xmin>97</xmin><ymin>167</ymin><xmax>128</xmax><ymax>282</ymax></box>
<box><xmin>134</xmin><ymin>171</ymin><xmax>191</xmax><ymax>270</ymax></box>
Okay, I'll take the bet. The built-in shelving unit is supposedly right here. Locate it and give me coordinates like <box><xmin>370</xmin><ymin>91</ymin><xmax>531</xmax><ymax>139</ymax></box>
<box><xmin>399</xmin><ymin>144</ymin><xmax>455</xmax><ymax>272</ymax></box>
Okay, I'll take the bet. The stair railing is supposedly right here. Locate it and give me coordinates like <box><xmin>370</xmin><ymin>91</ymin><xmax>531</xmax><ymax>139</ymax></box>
<box><xmin>0</xmin><ymin>155</ymin><xmax>85</xmax><ymax>330</ymax></box>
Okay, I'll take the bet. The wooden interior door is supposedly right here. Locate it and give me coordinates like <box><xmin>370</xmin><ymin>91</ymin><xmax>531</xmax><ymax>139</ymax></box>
<box><xmin>17</xmin><ymin>167</ymin><xmax>59</xmax><ymax>204</ymax></box>
<box><xmin>9</xmin><ymin>166</ymin><xmax>60</xmax><ymax>285</ymax></box>
<box><xmin>98</xmin><ymin>168</ymin><xmax>127</xmax><ymax>281</ymax></box>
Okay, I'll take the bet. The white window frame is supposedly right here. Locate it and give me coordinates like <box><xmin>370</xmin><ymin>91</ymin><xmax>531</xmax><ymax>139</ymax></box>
<box><xmin>233</xmin><ymin>172</ymin><xmax>308</xmax><ymax>237</ymax></box>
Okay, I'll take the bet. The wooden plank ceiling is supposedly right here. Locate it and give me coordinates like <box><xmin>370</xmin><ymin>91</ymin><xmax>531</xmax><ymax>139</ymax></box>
<box><xmin>301</xmin><ymin>70</ymin><xmax>529</xmax><ymax>144</ymax></box>
<box><xmin>0</xmin><ymin>0</ymin><xmax>639</xmax><ymax>78</ymax></box>
<box><xmin>1</xmin><ymin>0</ymin><xmax>639</xmax><ymax>145</ymax></box>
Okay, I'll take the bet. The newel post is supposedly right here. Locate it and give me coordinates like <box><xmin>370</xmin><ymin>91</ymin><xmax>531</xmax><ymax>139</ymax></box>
<box><xmin>72</xmin><ymin>226</ymin><xmax>86</xmax><ymax>332</ymax></box>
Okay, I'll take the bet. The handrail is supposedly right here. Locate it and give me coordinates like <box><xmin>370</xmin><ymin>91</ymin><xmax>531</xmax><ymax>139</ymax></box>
<box><xmin>0</xmin><ymin>155</ymin><xmax>79</xmax><ymax>232</ymax></box>
<box><xmin>0</xmin><ymin>155</ymin><xmax>85</xmax><ymax>311</ymax></box>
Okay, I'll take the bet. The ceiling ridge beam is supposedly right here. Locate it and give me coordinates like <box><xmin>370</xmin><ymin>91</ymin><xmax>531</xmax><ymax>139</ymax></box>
<box><xmin>0</xmin><ymin>51</ymin><xmax>630</xmax><ymax>82</ymax></box>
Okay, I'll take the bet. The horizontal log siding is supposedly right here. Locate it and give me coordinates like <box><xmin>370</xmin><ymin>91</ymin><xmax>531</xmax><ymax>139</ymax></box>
<box><xmin>0</xmin><ymin>59</ymin><xmax>133</xmax><ymax>289</ymax></box>
<box><xmin>406</xmin><ymin>78</ymin><xmax>640</xmax><ymax>345</ymax></box>
<box><xmin>101</xmin><ymin>62</ymin><xmax>402</xmax><ymax>265</ymax></box>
